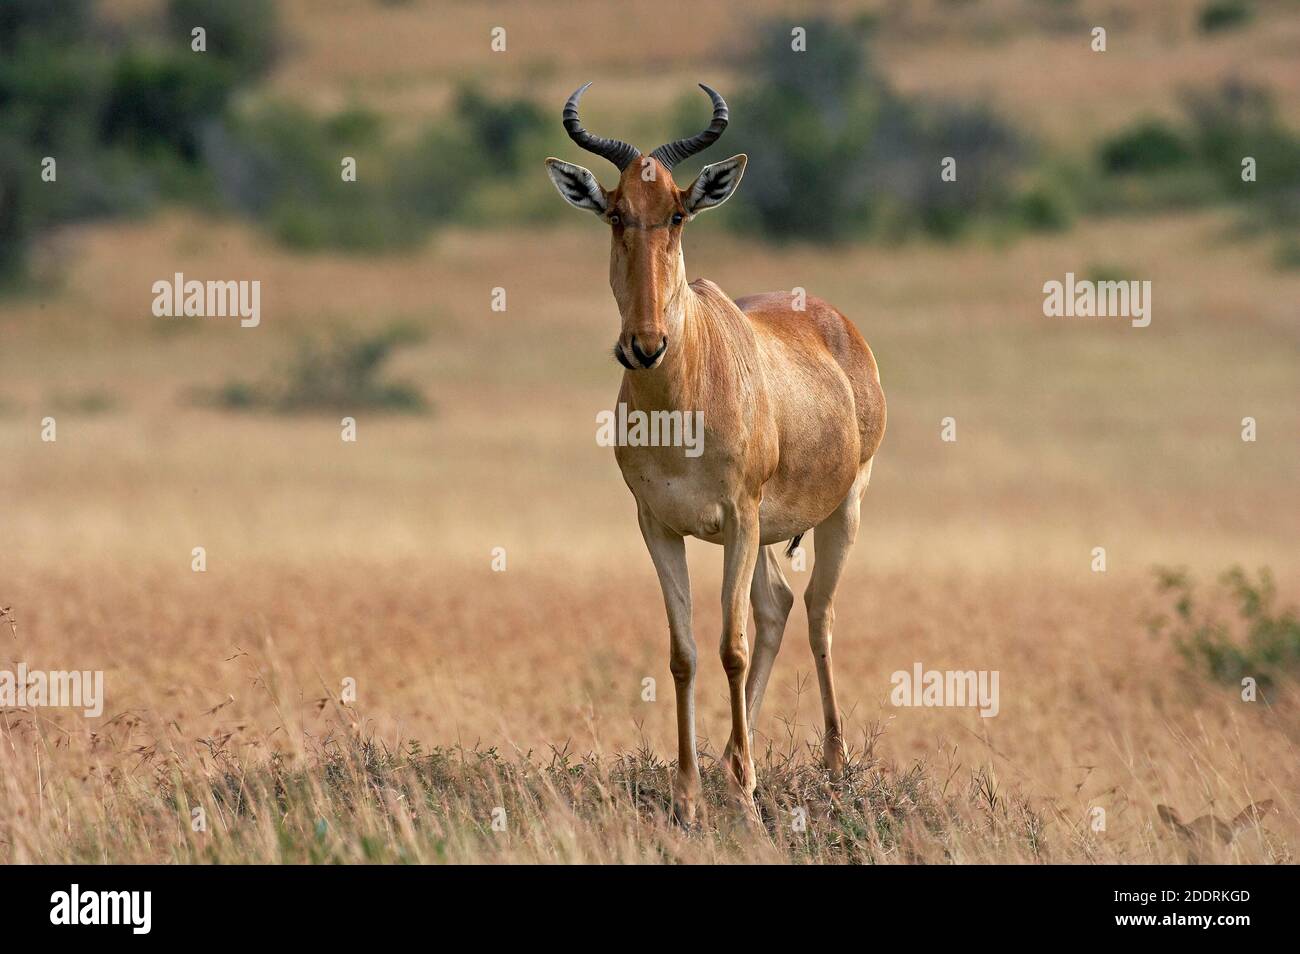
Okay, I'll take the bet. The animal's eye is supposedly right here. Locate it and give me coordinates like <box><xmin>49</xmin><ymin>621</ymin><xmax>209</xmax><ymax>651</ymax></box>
<box><xmin>671</xmin><ymin>212</ymin><xmax>684</xmax><ymax>225</ymax></box>
<box><xmin>609</xmin><ymin>214</ymin><xmax>621</xmax><ymax>225</ymax></box>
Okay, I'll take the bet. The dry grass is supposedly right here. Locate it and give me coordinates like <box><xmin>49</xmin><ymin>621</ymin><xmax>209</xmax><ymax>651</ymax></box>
<box><xmin>0</xmin><ymin>560</ymin><xmax>1295</xmax><ymax>863</ymax></box>
<box><xmin>3</xmin><ymin>210</ymin><xmax>1297</xmax><ymax>867</ymax></box>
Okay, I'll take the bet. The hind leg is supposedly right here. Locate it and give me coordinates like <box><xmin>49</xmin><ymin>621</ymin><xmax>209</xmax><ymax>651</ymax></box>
<box><xmin>723</xmin><ymin>545</ymin><xmax>794</xmax><ymax>770</ymax></box>
<box><xmin>805</xmin><ymin>459</ymin><xmax>872</xmax><ymax>776</ymax></box>
<box><xmin>745</xmin><ymin>545</ymin><xmax>795</xmax><ymax>728</ymax></box>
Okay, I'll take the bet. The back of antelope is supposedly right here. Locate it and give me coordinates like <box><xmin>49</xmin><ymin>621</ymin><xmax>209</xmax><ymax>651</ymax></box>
<box><xmin>546</xmin><ymin>83</ymin><xmax>886</xmax><ymax>823</ymax></box>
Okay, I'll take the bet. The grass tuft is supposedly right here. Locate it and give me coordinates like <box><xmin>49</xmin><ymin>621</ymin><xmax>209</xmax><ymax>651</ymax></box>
<box><xmin>1151</xmin><ymin>565</ymin><xmax>1300</xmax><ymax>692</ymax></box>
<box><xmin>195</xmin><ymin>323</ymin><xmax>429</xmax><ymax>414</ymax></box>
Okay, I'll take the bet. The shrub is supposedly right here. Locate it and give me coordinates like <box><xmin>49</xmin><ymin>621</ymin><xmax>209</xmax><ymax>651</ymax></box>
<box><xmin>1097</xmin><ymin>83</ymin><xmax>1300</xmax><ymax>202</ymax></box>
<box><xmin>1014</xmin><ymin>185</ymin><xmax>1074</xmax><ymax>231</ymax></box>
<box><xmin>207</xmin><ymin>102</ymin><xmax>426</xmax><ymax>251</ymax></box>
<box><xmin>0</xmin><ymin>0</ymin><xmax>272</xmax><ymax>283</ymax></box>
<box><xmin>717</xmin><ymin>18</ymin><xmax>1023</xmax><ymax>242</ymax></box>
<box><xmin>199</xmin><ymin>324</ymin><xmax>429</xmax><ymax>414</ymax></box>
<box><xmin>165</xmin><ymin>0</ymin><xmax>282</xmax><ymax>79</ymax></box>
<box><xmin>717</xmin><ymin>20</ymin><xmax>882</xmax><ymax>241</ymax></box>
<box><xmin>100</xmin><ymin>51</ymin><xmax>235</xmax><ymax>163</ymax></box>
<box><xmin>1274</xmin><ymin>237</ymin><xmax>1300</xmax><ymax>270</ymax></box>
<box><xmin>51</xmin><ymin>388</ymin><xmax>119</xmax><ymax>414</ymax></box>
<box><xmin>1150</xmin><ymin>566</ymin><xmax>1300</xmax><ymax>691</ymax></box>
<box><xmin>205</xmin><ymin>84</ymin><xmax>558</xmax><ymax>251</ymax></box>
<box><xmin>1099</xmin><ymin>121</ymin><xmax>1192</xmax><ymax>174</ymax></box>
<box><xmin>1095</xmin><ymin>82</ymin><xmax>1300</xmax><ymax>259</ymax></box>
<box><xmin>1198</xmin><ymin>0</ymin><xmax>1253</xmax><ymax>34</ymax></box>
<box><xmin>454</xmin><ymin>85</ymin><xmax>547</xmax><ymax>176</ymax></box>
<box><xmin>0</xmin><ymin>11</ymin><xmax>119</xmax><ymax>280</ymax></box>
<box><xmin>276</xmin><ymin>326</ymin><xmax>428</xmax><ymax>412</ymax></box>
<box><xmin>0</xmin><ymin>0</ymin><xmax>93</xmax><ymax>54</ymax></box>
<box><xmin>1182</xmin><ymin>81</ymin><xmax>1300</xmax><ymax>201</ymax></box>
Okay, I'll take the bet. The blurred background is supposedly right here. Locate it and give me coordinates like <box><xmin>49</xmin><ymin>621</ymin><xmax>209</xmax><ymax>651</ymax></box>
<box><xmin>0</xmin><ymin>0</ymin><xmax>1297</xmax><ymax>861</ymax></box>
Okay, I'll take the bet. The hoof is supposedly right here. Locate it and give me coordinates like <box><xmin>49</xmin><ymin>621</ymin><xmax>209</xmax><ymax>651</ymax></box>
<box><xmin>672</xmin><ymin>773</ymin><xmax>701</xmax><ymax>828</ymax></box>
<box><xmin>824</xmin><ymin>735</ymin><xmax>846</xmax><ymax>779</ymax></box>
<box><xmin>735</xmin><ymin>793</ymin><xmax>762</xmax><ymax>829</ymax></box>
<box><xmin>724</xmin><ymin>767</ymin><xmax>760</xmax><ymax>827</ymax></box>
<box><xmin>672</xmin><ymin>797</ymin><xmax>698</xmax><ymax>828</ymax></box>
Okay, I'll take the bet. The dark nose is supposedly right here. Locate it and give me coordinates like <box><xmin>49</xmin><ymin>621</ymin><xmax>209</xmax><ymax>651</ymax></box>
<box><xmin>630</xmin><ymin>335</ymin><xmax>668</xmax><ymax>368</ymax></box>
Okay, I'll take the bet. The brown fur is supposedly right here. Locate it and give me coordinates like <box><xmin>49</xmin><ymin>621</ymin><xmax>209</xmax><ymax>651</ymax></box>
<box><xmin>549</xmin><ymin>154</ymin><xmax>886</xmax><ymax>822</ymax></box>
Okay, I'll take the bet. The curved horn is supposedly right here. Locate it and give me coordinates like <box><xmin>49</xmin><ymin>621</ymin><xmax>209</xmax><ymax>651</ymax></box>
<box><xmin>649</xmin><ymin>84</ymin><xmax>729</xmax><ymax>170</ymax></box>
<box><xmin>562</xmin><ymin>82</ymin><xmax>641</xmax><ymax>172</ymax></box>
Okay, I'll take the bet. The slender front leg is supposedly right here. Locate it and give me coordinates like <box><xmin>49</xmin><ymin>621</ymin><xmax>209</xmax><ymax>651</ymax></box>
<box><xmin>636</xmin><ymin>504</ymin><xmax>699</xmax><ymax>824</ymax></box>
<box><xmin>719</xmin><ymin>500</ymin><xmax>762</xmax><ymax>811</ymax></box>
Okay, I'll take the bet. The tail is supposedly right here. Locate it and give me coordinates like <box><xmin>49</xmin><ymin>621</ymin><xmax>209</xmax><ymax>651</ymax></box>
<box><xmin>783</xmin><ymin>533</ymin><xmax>804</xmax><ymax>558</ymax></box>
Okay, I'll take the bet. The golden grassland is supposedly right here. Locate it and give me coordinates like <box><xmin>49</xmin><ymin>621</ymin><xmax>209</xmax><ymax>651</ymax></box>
<box><xmin>0</xmin><ymin>556</ymin><xmax>1296</xmax><ymax>862</ymax></box>
<box><xmin>1</xmin><ymin>202</ymin><xmax>1297</xmax><ymax>862</ymax></box>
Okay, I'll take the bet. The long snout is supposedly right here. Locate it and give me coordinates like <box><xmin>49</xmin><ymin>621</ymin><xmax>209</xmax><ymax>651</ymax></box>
<box><xmin>618</xmin><ymin>331</ymin><xmax>668</xmax><ymax>369</ymax></box>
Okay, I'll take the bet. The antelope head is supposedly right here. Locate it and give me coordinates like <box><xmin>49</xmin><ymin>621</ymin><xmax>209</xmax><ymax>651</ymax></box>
<box><xmin>545</xmin><ymin>83</ymin><xmax>747</xmax><ymax>370</ymax></box>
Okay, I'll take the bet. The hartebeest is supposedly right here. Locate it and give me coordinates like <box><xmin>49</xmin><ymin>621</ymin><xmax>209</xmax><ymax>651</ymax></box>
<box><xmin>546</xmin><ymin>84</ymin><xmax>886</xmax><ymax>822</ymax></box>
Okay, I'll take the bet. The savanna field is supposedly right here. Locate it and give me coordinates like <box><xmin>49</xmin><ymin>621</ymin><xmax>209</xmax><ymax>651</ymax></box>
<box><xmin>1</xmin><ymin>0</ymin><xmax>1298</xmax><ymax>863</ymax></box>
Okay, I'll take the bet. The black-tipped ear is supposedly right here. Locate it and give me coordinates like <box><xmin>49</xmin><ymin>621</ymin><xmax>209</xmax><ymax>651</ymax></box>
<box><xmin>545</xmin><ymin>158</ymin><xmax>608</xmax><ymax>213</ymax></box>
<box><xmin>684</xmin><ymin>154</ymin><xmax>746</xmax><ymax>213</ymax></box>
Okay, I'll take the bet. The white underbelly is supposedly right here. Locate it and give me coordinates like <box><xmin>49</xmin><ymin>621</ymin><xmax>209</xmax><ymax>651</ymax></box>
<box><xmin>619</xmin><ymin>450</ymin><xmax>845</xmax><ymax>546</ymax></box>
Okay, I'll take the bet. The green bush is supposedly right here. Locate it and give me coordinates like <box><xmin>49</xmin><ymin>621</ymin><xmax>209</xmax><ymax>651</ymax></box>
<box><xmin>1183</xmin><ymin>81</ymin><xmax>1300</xmax><ymax>201</ymax></box>
<box><xmin>1274</xmin><ymin>237</ymin><xmax>1300</xmax><ymax>270</ymax></box>
<box><xmin>1094</xmin><ymin>82</ymin><xmax>1300</xmax><ymax>259</ymax></box>
<box><xmin>1099</xmin><ymin>121</ymin><xmax>1192</xmax><ymax>174</ymax></box>
<box><xmin>199</xmin><ymin>324</ymin><xmax>429</xmax><ymax>414</ymax></box>
<box><xmin>0</xmin><ymin>0</ymin><xmax>273</xmax><ymax>283</ymax></box>
<box><xmin>0</xmin><ymin>10</ymin><xmax>117</xmax><ymax>280</ymax></box>
<box><xmin>1014</xmin><ymin>185</ymin><xmax>1074</xmax><ymax>232</ymax></box>
<box><xmin>51</xmin><ymin>388</ymin><xmax>119</xmax><ymax>414</ymax></box>
<box><xmin>1097</xmin><ymin>84</ymin><xmax>1300</xmax><ymax>202</ymax></box>
<box><xmin>1084</xmin><ymin>262</ymin><xmax>1136</xmax><ymax>285</ymax></box>
<box><xmin>0</xmin><ymin>0</ymin><xmax>93</xmax><ymax>54</ymax></box>
<box><xmin>454</xmin><ymin>85</ymin><xmax>547</xmax><ymax>175</ymax></box>
<box><xmin>1151</xmin><ymin>566</ymin><xmax>1300</xmax><ymax>691</ymax></box>
<box><xmin>207</xmin><ymin>102</ymin><xmax>425</xmax><ymax>251</ymax></box>
<box><xmin>203</xmin><ymin>84</ymin><xmax>561</xmax><ymax>251</ymax></box>
<box><xmin>100</xmin><ymin>51</ymin><xmax>235</xmax><ymax>163</ymax></box>
<box><xmin>1198</xmin><ymin>0</ymin><xmax>1253</xmax><ymax>34</ymax></box>
<box><xmin>715</xmin><ymin>18</ymin><xmax>1023</xmax><ymax>242</ymax></box>
<box><xmin>166</xmin><ymin>0</ymin><xmax>282</xmax><ymax>78</ymax></box>
<box><xmin>390</xmin><ymin>87</ymin><xmax>563</xmax><ymax>229</ymax></box>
